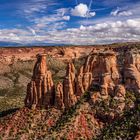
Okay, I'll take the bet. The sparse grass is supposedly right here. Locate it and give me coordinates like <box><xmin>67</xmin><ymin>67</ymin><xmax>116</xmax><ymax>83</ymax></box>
<box><xmin>50</xmin><ymin>91</ymin><xmax>90</xmax><ymax>132</ymax></box>
<box><xmin>0</xmin><ymin>85</ymin><xmax>25</xmax><ymax>113</ymax></box>
<box><xmin>10</xmin><ymin>60</ymin><xmax>34</xmax><ymax>73</ymax></box>
<box><xmin>0</xmin><ymin>60</ymin><xmax>34</xmax><ymax>113</ymax></box>
<box><xmin>95</xmin><ymin>107</ymin><xmax>140</xmax><ymax>140</ymax></box>
<box><xmin>94</xmin><ymin>92</ymin><xmax>140</xmax><ymax>140</ymax></box>
<box><xmin>47</xmin><ymin>54</ymin><xmax>66</xmax><ymax>73</ymax></box>
<box><xmin>0</xmin><ymin>46</ymin><xmax>140</xmax><ymax>139</ymax></box>
<box><xmin>73</xmin><ymin>56</ymin><xmax>86</xmax><ymax>72</ymax></box>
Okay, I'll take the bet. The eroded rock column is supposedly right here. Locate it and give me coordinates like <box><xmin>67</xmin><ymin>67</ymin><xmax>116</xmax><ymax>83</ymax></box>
<box><xmin>55</xmin><ymin>82</ymin><xmax>65</xmax><ymax>110</ymax></box>
<box><xmin>25</xmin><ymin>54</ymin><xmax>54</xmax><ymax>109</ymax></box>
<box><xmin>63</xmin><ymin>63</ymin><xmax>77</xmax><ymax>108</ymax></box>
<box><xmin>124</xmin><ymin>51</ymin><xmax>140</xmax><ymax>93</ymax></box>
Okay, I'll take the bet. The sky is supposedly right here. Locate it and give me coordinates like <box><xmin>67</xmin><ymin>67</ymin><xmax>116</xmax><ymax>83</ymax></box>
<box><xmin>0</xmin><ymin>0</ymin><xmax>140</xmax><ymax>45</ymax></box>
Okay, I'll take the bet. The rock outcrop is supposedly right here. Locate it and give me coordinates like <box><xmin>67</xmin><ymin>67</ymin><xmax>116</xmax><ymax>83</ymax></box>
<box><xmin>25</xmin><ymin>54</ymin><xmax>54</xmax><ymax>109</ymax></box>
<box><xmin>76</xmin><ymin>50</ymin><xmax>120</xmax><ymax>97</ymax></box>
<box><xmin>124</xmin><ymin>51</ymin><xmax>140</xmax><ymax>93</ymax></box>
<box><xmin>63</xmin><ymin>63</ymin><xmax>77</xmax><ymax>108</ymax></box>
<box><xmin>55</xmin><ymin>82</ymin><xmax>65</xmax><ymax>110</ymax></box>
<box><xmin>76</xmin><ymin>66</ymin><xmax>85</xmax><ymax>97</ymax></box>
<box><xmin>25</xmin><ymin>49</ymin><xmax>140</xmax><ymax>110</ymax></box>
<box><xmin>25</xmin><ymin>55</ymin><xmax>77</xmax><ymax>109</ymax></box>
<box><xmin>76</xmin><ymin>65</ymin><xmax>92</xmax><ymax>97</ymax></box>
<box><xmin>135</xmin><ymin>131</ymin><xmax>140</xmax><ymax>140</ymax></box>
<box><xmin>112</xmin><ymin>85</ymin><xmax>126</xmax><ymax>113</ymax></box>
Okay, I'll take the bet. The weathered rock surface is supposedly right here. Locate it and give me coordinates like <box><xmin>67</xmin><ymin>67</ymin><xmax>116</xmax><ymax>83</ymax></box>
<box><xmin>25</xmin><ymin>49</ymin><xmax>140</xmax><ymax>110</ymax></box>
<box><xmin>55</xmin><ymin>82</ymin><xmax>65</xmax><ymax>110</ymax></box>
<box><xmin>135</xmin><ymin>131</ymin><xmax>140</xmax><ymax>140</ymax></box>
<box><xmin>76</xmin><ymin>66</ymin><xmax>92</xmax><ymax>97</ymax></box>
<box><xmin>76</xmin><ymin>66</ymin><xmax>85</xmax><ymax>97</ymax></box>
<box><xmin>124</xmin><ymin>51</ymin><xmax>140</xmax><ymax>93</ymax></box>
<box><xmin>113</xmin><ymin>85</ymin><xmax>126</xmax><ymax>112</ymax></box>
<box><xmin>25</xmin><ymin>55</ymin><xmax>77</xmax><ymax>109</ymax></box>
<box><xmin>25</xmin><ymin>54</ymin><xmax>54</xmax><ymax>109</ymax></box>
<box><xmin>76</xmin><ymin>50</ymin><xmax>120</xmax><ymax>97</ymax></box>
<box><xmin>63</xmin><ymin>63</ymin><xmax>77</xmax><ymax>108</ymax></box>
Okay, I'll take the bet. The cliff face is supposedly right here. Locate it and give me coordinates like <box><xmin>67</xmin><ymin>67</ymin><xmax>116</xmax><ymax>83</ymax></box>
<box><xmin>76</xmin><ymin>50</ymin><xmax>120</xmax><ymax>97</ymax></box>
<box><xmin>25</xmin><ymin>55</ymin><xmax>78</xmax><ymax>109</ymax></box>
<box><xmin>25</xmin><ymin>54</ymin><xmax>54</xmax><ymax>109</ymax></box>
<box><xmin>63</xmin><ymin>63</ymin><xmax>77</xmax><ymax>108</ymax></box>
<box><xmin>25</xmin><ymin>49</ymin><xmax>140</xmax><ymax>110</ymax></box>
<box><xmin>1</xmin><ymin>46</ymin><xmax>140</xmax><ymax>140</ymax></box>
<box><xmin>124</xmin><ymin>51</ymin><xmax>140</xmax><ymax>93</ymax></box>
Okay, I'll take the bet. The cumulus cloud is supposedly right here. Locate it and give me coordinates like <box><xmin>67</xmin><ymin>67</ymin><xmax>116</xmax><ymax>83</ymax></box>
<box><xmin>0</xmin><ymin>18</ymin><xmax>140</xmax><ymax>45</ymax></box>
<box><xmin>0</xmin><ymin>0</ymin><xmax>139</xmax><ymax>46</ymax></box>
<box><xmin>0</xmin><ymin>29</ymin><xmax>31</xmax><ymax>43</ymax></box>
<box><xmin>71</xmin><ymin>3</ymin><xmax>96</xmax><ymax>17</ymax></box>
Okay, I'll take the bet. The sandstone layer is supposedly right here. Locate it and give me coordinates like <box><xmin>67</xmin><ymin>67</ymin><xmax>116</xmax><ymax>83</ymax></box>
<box><xmin>25</xmin><ymin>54</ymin><xmax>54</xmax><ymax>109</ymax></box>
<box><xmin>124</xmin><ymin>51</ymin><xmax>140</xmax><ymax>93</ymax></box>
<box><xmin>25</xmin><ymin>48</ymin><xmax>140</xmax><ymax>110</ymax></box>
<box><xmin>25</xmin><ymin>55</ymin><xmax>78</xmax><ymax>109</ymax></box>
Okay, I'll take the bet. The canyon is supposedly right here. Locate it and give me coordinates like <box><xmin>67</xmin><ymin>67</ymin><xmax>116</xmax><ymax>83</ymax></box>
<box><xmin>25</xmin><ymin>47</ymin><xmax>140</xmax><ymax>111</ymax></box>
<box><xmin>0</xmin><ymin>44</ymin><xmax>140</xmax><ymax>140</ymax></box>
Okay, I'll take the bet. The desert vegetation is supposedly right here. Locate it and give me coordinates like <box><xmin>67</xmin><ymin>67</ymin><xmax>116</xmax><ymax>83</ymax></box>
<box><xmin>0</xmin><ymin>44</ymin><xmax>140</xmax><ymax>139</ymax></box>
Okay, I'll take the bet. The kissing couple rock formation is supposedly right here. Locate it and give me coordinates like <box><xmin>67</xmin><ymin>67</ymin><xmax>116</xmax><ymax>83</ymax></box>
<box><xmin>25</xmin><ymin>49</ymin><xmax>140</xmax><ymax>110</ymax></box>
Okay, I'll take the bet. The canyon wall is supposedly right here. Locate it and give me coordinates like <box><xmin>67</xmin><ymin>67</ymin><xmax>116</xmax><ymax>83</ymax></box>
<box><xmin>25</xmin><ymin>48</ymin><xmax>140</xmax><ymax>110</ymax></box>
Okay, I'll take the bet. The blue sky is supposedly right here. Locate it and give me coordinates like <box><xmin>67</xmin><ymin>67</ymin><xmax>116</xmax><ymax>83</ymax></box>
<box><xmin>0</xmin><ymin>0</ymin><xmax>140</xmax><ymax>45</ymax></box>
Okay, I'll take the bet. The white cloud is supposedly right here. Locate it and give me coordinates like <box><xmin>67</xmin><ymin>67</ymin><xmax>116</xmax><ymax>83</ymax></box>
<box><xmin>27</xmin><ymin>27</ymin><xmax>37</xmax><ymax>36</ymax></box>
<box><xmin>71</xmin><ymin>3</ymin><xmax>96</xmax><ymax>18</ymax></box>
<box><xmin>0</xmin><ymin>29</ymin><xmax>31</xmax><ymax>43</ymax></box>
<box><xmin>33</xmin><ymin>14</ymin><xmax>70</xmax><ymax>32</ymax></box>
<box><xmin>111</xmin><ymin>7</ymin><xmax>120</xmax><ymax>16</ymax></box>
<box><xmin>34</xmin><ymin>15</ymin><xmax>70</xmax><ymax>24</ymax></box>
<box><xmin>56</xmin><ymin>8</ymin><xmax>70</xmax><ymax>16</ymax></box>
<box><xmin>71</xmin><ymin>3</ymin><xmax>88</xmax><ymax>17</ymax></box>
<box><xmin>118</xmin><ymin>11</ymin><xmax>133</xmax><ymax>16</ymax></box>
<box><xmin>111</xmin><ymin>7</ymin><xmax>133</xmax><ymax>17</ymax></box>
<box><xmin>89</xmin><ymin>12</ymin><xmax>96</xmax><ymax>17</ymax></box>
<box><xmin>23</xmin><ymin>4</ymin><xmax>46</xmax><ymax>14</ymax></box>
<box><xmin>62</xmin><ymin>16</ymin><xmax>70</xmax><ymax>21</ymax></box>
<box><xmin>18</xmin><ymin>0</ymin><xmax>57</xmax><ymax>18</ymax></box>
<box><xmin>0</xmin><ymin>18</ymin><xmax>140</xmax><ymax>45</ymax></box>
<box><xmin>1</xmin><ymin>1</ymin><xmax>140</xmax><ymax>45</ymax></box>
<box><xmin>30</xmin><ymin>6</ymin><xmax>70</xmax><ymax>31</ymax></box>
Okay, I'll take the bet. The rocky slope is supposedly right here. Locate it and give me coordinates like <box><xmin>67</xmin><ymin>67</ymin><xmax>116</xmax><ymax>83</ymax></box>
<box><xmin>0</xmin><ymin>44</ymin><xmax>140</xmax><ymax>139</ymax></box>
<box><xmin>25</xmin><ymin>47</ymin><xmax>140</xmax><ymax>110</ymax></box>
<box><xmin>0</xmin><ymin>46</ymin><xmax>92</xmax><ymax>113</ymax></box>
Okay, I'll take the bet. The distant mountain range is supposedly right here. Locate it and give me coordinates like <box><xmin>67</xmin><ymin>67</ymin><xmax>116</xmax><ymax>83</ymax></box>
<box><xmin>0</xmin><ymin>41</ymin><xmax>23</xmax><ymax>47</ymax></box>
<box><xmin>0</xmin><ymin>41</ymin><xmax>140</xmax><ymax>47</ymax></box>
<box><xmin>0</xmin><ymin>41</ymin><xmax>71</xmax><ymax>47</ymax></box>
